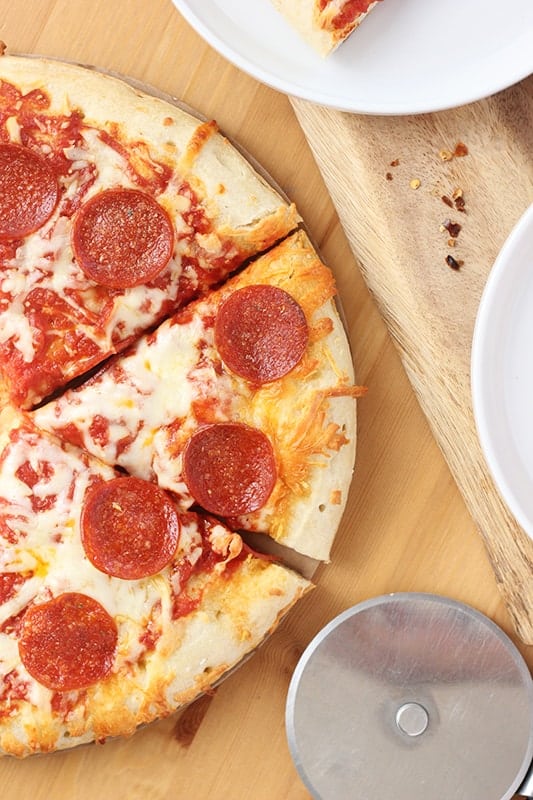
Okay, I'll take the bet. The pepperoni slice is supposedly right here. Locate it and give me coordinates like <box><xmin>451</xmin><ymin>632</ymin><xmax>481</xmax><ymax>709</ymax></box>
<box><xmin>18</xmin><ymin>593</ymin><xmax>117</xmax><ymax>691</ymax></box>
<box><xmin>182</xmin><ymin>422</ymin><xmax>277</xmax><ymax>516</ymax></box>
<box><xmin>72</xmin><ymin>188</ymin><xmax>174</xmax><ymax>288</ymax></box>
<box><xmin>0</xmin><ymin>143</ymin><xmax>59</xmax><ymax>240</ymax></box>
<box><xmin>214</xmin><ymin>285</ymin><xmax>308</xmax><ymax>384</ymax></box>
<box><xmin>80</xmin><ymin>476</ymin><xmax>180</xmax><ymax>580</ymax></box>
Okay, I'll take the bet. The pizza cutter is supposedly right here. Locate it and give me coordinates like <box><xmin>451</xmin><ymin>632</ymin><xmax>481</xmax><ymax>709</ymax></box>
<box><xmin>286</xmin><ymin>593</ymin><xmax>533</xmax><ymax>799</ymax></box>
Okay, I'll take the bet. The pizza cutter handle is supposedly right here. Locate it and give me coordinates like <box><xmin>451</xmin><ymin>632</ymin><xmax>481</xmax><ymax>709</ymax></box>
<box><xmin>517</xmin><ymin>761</ymin><xmax>533</xmax><ymax>798</ymax></box>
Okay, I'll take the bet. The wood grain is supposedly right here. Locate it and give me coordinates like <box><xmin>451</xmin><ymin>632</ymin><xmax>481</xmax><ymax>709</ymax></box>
<box><xmin>0</xmin><ymin>2</ymin><xmax>529</xmax><ymax>799</ymax></box>
<box><xmin>292</xmin><ymin>79</ymin><xmax>533</xmax><ymax>642</ymax></box>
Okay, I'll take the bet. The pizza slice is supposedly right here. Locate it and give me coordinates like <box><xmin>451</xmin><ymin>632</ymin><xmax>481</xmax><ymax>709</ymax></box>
<box><xmin>33</xmin><ymin>230</ymin><xmax>365</xmax><ymax>561</ymax></box>
<box><xmin>271</xmin><ymin>0</ymin><xmax>382</xmax><ymax>56</ymax></box>
<box><xmin>0</xmin><ymin>54</ymin><xmax>299</xmax><ymax>409</ymax></box>
<box><xmin>0</xmin><ymin>406</ymin><xmax>310</xmax><ymax>757</ymax></box>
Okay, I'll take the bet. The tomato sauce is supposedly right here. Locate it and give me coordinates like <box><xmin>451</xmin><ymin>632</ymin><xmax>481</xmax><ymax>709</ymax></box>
<box><xmin>319</xmin><ymin>0</ymin><xmax>380</xmax><ymax>31</ymax></box>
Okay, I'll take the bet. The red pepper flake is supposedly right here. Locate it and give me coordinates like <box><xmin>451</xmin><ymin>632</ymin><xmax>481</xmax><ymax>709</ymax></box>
<box><xmin>453</xmin><ymin>142</ymin><xmax>468</xmax><ymax>157</ymax></box>
<box><xmin>446</xmin><ymin>254</ymin><xmax>463</xmax><ymax>270</ymax></box>
<box><xmin>386</xmin><ymin>172</ymin><xmax>393</xmax><ymax>181</ymax></box>
<box><xmin>452</xmin><ymin>188</ymin><xmax>466</xmax><ymax>212</ymax></box>
<box><xmin>441</xmin><ymin>195</ymin><xmax>454</xmax><ymax>208</ymax></box>
<box><xmin>448</xmin><ymin>222</ymin><xmax>462</xmax><ymax>238</ymax></box>
<box><xmin>441</xmin><ymin>219</ymin><xmax>462</xmax><ymax>238</ymax></box>
<box><xmin>390</xmin><ymin>158</ymin><xmax>400</xmax><ymax>167</ymax></box>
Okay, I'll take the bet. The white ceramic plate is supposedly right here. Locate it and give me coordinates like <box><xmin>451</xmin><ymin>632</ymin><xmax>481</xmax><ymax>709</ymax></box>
<box><xmin>471</xmin><ymin>205</ymin><xmax>533</xmax><ymax>540</ymax></box>
<box><xmin>172</xmin><ymin>0</ymin><xmax>533</xmax><ymax>114</ymax></box>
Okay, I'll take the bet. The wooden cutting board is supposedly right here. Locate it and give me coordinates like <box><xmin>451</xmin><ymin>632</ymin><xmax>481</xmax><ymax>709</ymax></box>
<box><xmin>291</xmin><ymin>76</ymin><xmax>533</xmax><ymax>643</ymax></box>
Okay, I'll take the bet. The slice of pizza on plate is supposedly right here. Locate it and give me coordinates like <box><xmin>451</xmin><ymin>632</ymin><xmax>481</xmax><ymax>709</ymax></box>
<box><xmin>0</xmin><ymin>54</ymin><xmax>299</xmax><ymax>409</ymax></box>
<box><xmin>0</xmin><ymin>406</ymin><xmax>310</xmax><ymax>757</ymax></box>
<box><xmin>270</xmin><ymin>0</ymin><xmax>382</xmax><ymax>56</ymax></box>
<box><xmin>33</xmin><ymin>229</ymin><xmax>364</xmax><ymax>562</ymax></box>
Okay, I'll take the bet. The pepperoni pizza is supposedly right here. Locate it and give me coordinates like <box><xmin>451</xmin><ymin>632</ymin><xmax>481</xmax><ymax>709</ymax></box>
<box><xmin>33</xmin><ymin>230</ymin><xmax>362</xmax><ymax>561</ymax></box>
<box><xmin>0</xmin><ymin>407</ymin><xmax>309</xmax><ymax>756</ymax></box>
<box><xmin>0</xmin><ymin>53</ymin><xmax>362</xmax><ymax>756</ymax></box>
<box><xmin>0</xmin><ymin>54</ymin><xmax>299</xmax><ymax>409</ymax></box>
<box><xmin>270</xmin><ymin>0</ymin><xmax>383</xmax><ymax>56</ymax></box>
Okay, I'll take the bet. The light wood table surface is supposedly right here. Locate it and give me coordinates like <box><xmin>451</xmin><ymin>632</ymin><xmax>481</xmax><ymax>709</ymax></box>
<box><xmin>0</xmin><ymin>2</ymin><xmax>530</xmax><ymax>799</ymax></box>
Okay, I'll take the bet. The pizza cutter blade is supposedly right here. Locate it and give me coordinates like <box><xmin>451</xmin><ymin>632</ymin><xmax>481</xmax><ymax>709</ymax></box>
<box><xmin>285</xmin><ymin>593</ymin><xmax>533</xmax><ymax>800</ymax></box>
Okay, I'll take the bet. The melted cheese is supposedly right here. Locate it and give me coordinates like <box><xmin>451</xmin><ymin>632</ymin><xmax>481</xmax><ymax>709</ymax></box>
<box><xmin>35</xmin><ymin>312</ymin><xmax>235</xmax><ymax>497</ymax></box>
